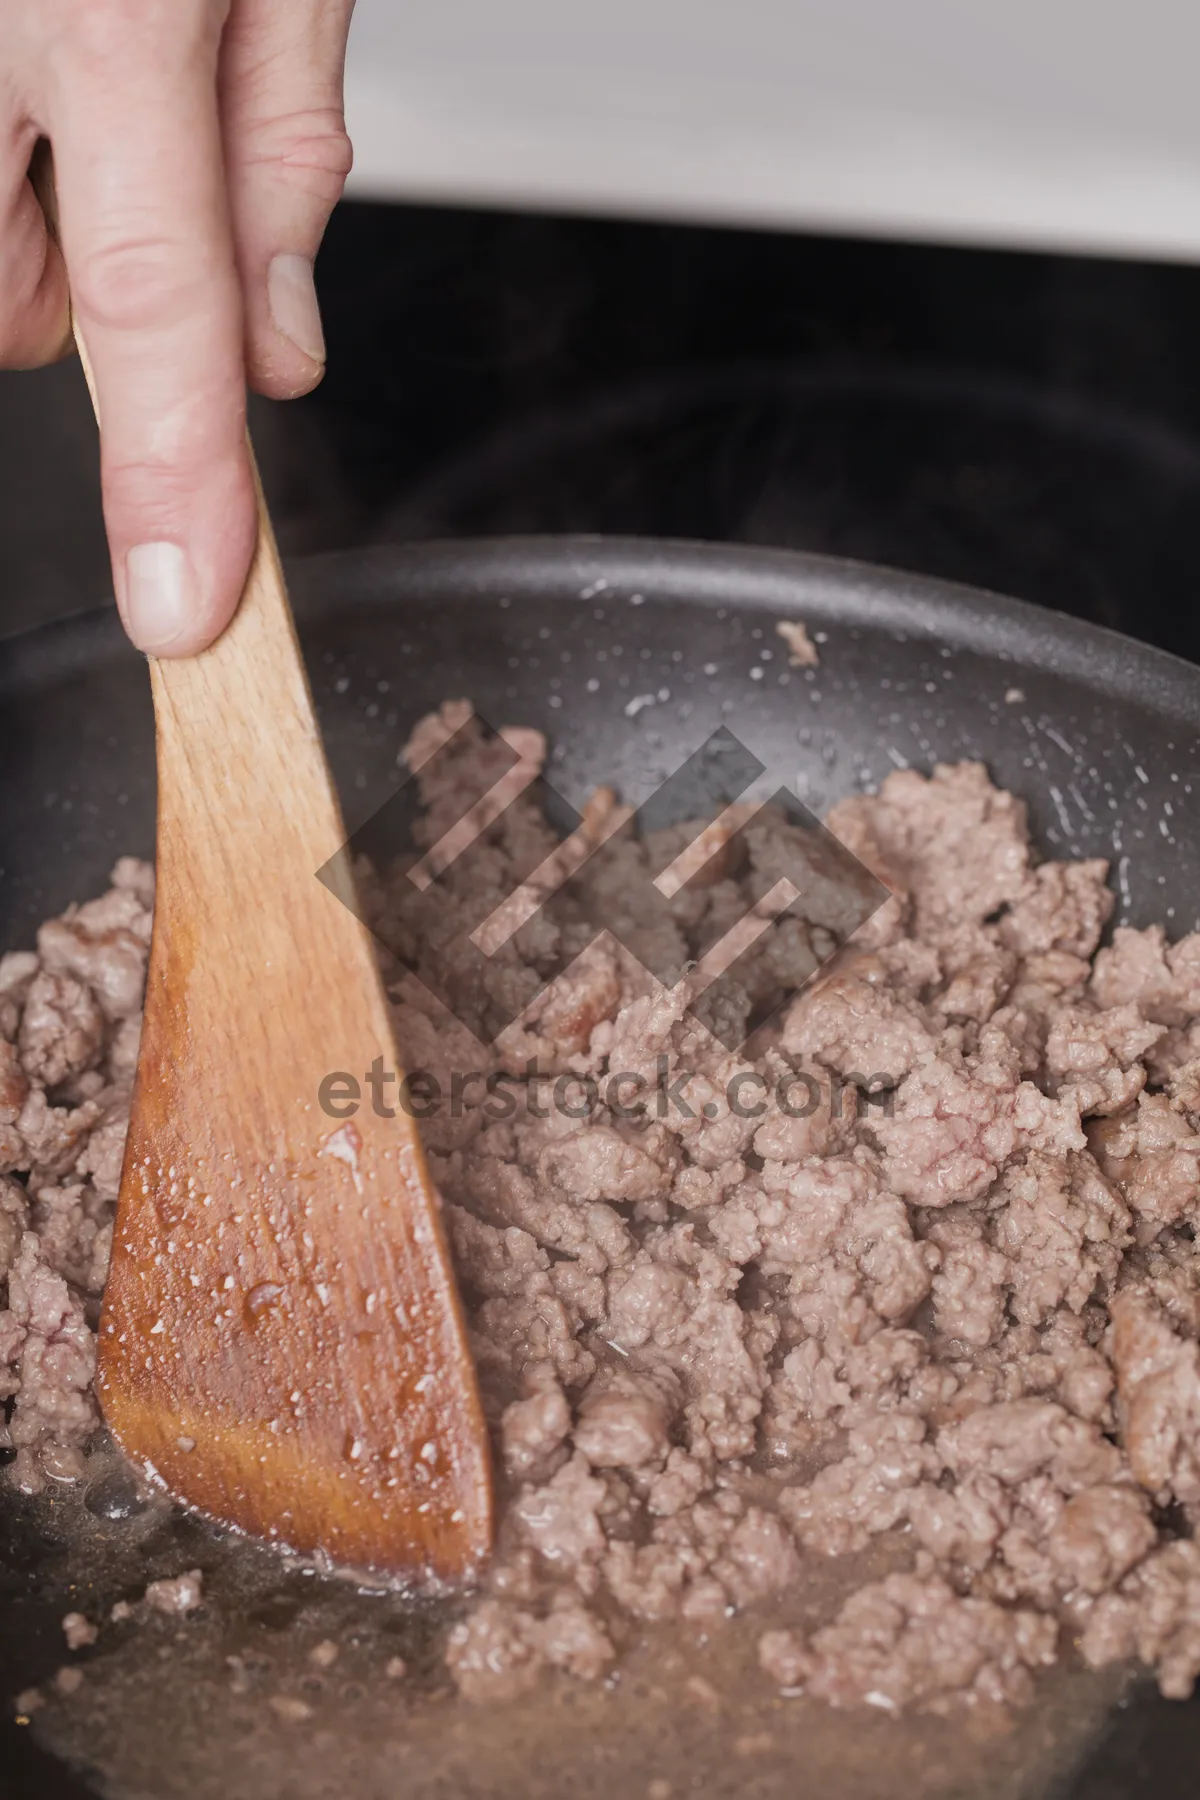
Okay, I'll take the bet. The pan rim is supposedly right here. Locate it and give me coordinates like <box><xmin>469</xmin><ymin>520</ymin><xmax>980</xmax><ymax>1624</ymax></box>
<box><xmin>1</xmin><ymin>535</ymin><xmax>1198</xmax><ymax>732</ymax></box>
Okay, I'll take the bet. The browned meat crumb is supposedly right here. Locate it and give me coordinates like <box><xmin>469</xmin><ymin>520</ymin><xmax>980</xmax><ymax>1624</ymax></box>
<box><xmin>776</xmin><ymin>620</ymin><xmax>820</xmax><ymax>668</ymax></box>
<box><xmin>1080</xmin><ymin>1538</ymin><xmax>1200</xmax><ymax>1699</ymax></box>
<box><xmin>18</xmin><ymin>972</ymin><xmax>104</xmax><ymax>1087</ymax></box>
<box><xmin>445</xmin><ymin>1593</ymin><xmax>615</xmax><ymax>1701</ymax></box>
<box><xmin>0</xmin><ymin>860</ymin><xmax>152</xmax><ymax>1492</ymax></box>
<box><xmin>61</xmin><ymin>1612</ymin><xmax>98</xmax><ymax>1651</ymax></box>
<box><xmin>268</xmin><ymin>1695</ymin><xmax>313</xmax><ymax>1723</ymax></box>
<box><xmin>1108</xmin><ymin>1290</ymin><xmax>1200</xmax><ymax>1500</ymax></box>
<box><xmin>143</xmin><ymin>1571</ymin><xmax>204</xmax><ymax>1617</ymax></box>
<box><xmin>758</xmin><ymin>1573</ymin><xmax>1057</xmax><ymax>1713</ymax></box>
<box><xmin>1</xmin><ymin>1230</ymin><xmax>98</xmax><ymax>1493</ymax></box>
<box><xmin>11</xmin><ymin>711</ymin><xmax>1200</xmax><ymax>1720</ymax></box>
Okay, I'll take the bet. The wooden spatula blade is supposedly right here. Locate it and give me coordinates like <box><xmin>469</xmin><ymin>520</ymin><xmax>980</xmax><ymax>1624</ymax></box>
<box><xmin>96</xmin><ymin>507</ymin><xmax>492</xmax><ymax>1578</ymax></box>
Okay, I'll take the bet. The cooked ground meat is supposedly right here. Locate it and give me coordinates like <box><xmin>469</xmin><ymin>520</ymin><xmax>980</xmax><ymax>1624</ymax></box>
<box><xmin>142</xmin><ymin>1570</ymin><xmax>204</xmax><ymax>1617</ymax></box>
<box><xmin>0</xmin><ymin>864</ymin><xmax>152</xmax><ymax>1494</ymax></box>
<box><xmin>7</xmin><ymin>709</ymin><xmax>1200</xmax><ymax>1719</ymax></box>
<box><xmin>61</xmin><ymin>1611</ymin><xmax>98</xmax><ymax>1651</ymax></box>
<box><xmin>758</xmin><ymin>1573</ymin><xmax>1057</xmax><ymax>1712</ymax></box>
<box><xmin>775</xmin><ymin>620</ymin><xmax>820</xmax><ymax>668</ymax></box>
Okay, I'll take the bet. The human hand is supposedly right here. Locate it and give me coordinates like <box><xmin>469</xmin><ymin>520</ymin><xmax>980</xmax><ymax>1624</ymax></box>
<box><xmin>1</xmin><ymin>0</ymin><xmax>355</xmax><ymax>655</ymax></box>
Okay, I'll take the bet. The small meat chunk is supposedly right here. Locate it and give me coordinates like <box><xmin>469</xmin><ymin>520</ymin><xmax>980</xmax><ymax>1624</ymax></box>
<box><xmin>988</xmin><ymin>1153</ymin><xmax>1130</xmax><ymax>1327</ymax></box>
<box><xmin>500</xmin><ymin>1379</ymin><xmax>572</xmax><ymax>1481</ymax></box>
<box><xmin>1081</xmin><ymin>1540</ymin><xmax>1200</xmax><ymax>1699</ymax></box>
<box><xmin>776</xmin><ymin>620</ymin><xmax>819</xmax><ymax>667</ymax></box>
<box><xmin>1090</xmin><ymin>926</ymin><xmax>1200</xmax><ymax>1028</ymax></box>
<box><xmin>1</xmin><ymin>1231</ymin><xmax>98</xmax><ymax>1490</ymax></box>
<box><xmin>782</xmin><ymin>1414</ymin><xmax>938</xmax><ymax>1555</ymax></box>
<box><xmin>539</xmin><ymin>1126</ymin><xmax>673</xmax><ymax>1206</ymax></box>
<box><xmin>781</xmin><ymin>959</ymin><xmax>937</xmax><ymax>1084</ymax></box>
<box><xmin>1000</xmin><ymin>861</ymin><xmax>1113</xmax><ymax>960</ymax></box>
<box><xmin>1110</xmin><ymin>1291</ymin><xmax>1200</xmax><ymax>1504</ymax></box>
<box><xmin>938</xmin><ymin>1399</ymin><xmax>1121</xmax><ymax>1493</ymax></box>
<box><xmin>574</xmin><ymin>1373</ymin><xmax>673</xmax><ymax>1470</ymax></box>
<box><xmin>762</xmin><ymin>1573</ymin><xmax>1057</xmax><ymax>1713</ymax></box>
<box><xmin>0</xmin><ymin>1176</ymin><xmax>29</xmax><ymax>1280</ymax></box>
<box><xmin>61</xmin><ymin>1612</ymin><xmax>98</xmax><ymax>1651</ymax></box>
<box><xmin>37</xmin><ymin>885</ymin><xmax>151</xmax><ymax>1023</ymax></box>
<box><xmin>1089</xmin><ymin>1095</ymin><xmax>1200</xmax><ymax>1229</ymax></box>
<box><xmin>18</xmin><ymin>972</ymin><xmax>104</xmax><ymax>1087</ymax></box>
<box><xmin>143</xmin><ymin>1570</ymin><xmax>204</xmax><ymax>1616</ymax></box>
<box><xmin>828</xmin><ymin>763</ymin><xmax>1031</xmax><ymax>938</ymax></box>
<box><xmin>446</xmin><ymin>1598</ymin><xmax>546</xmax><ymax>1703</ymax></box>
<box><xmin>446</xmin><ymin>1594</ymin><xmax>614</xmax><ymax>1700</ymax></box>
<box><xmin>1044</xmin><ymin>1004</ymin><xmax>1162</xmax><ymax>1118</ymax></box>
<box><xmin>1046</xmin><ymin>1486</ymin><xmax>1155</xmax><ymax>1595</ymax></box>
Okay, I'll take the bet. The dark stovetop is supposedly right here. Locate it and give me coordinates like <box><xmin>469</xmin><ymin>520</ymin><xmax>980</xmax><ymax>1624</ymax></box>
<box><xmin>2</xmin><ymin>201</ymin><xmax>1200</xmax><ymax>660</ymax></box>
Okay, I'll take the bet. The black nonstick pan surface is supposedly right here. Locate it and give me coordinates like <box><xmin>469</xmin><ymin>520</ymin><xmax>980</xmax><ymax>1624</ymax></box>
<box><xmin>2</xmin><ymin>537</ymin><xmax>1200</xmax><ymax>1799</ymax></box>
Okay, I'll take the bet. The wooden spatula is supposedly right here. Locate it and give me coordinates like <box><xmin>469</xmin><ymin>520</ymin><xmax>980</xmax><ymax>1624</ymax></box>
<box><xmin>35</xmin><ymin>153</ymin><xmax>492</xmax><ymax>1577</ymax></box>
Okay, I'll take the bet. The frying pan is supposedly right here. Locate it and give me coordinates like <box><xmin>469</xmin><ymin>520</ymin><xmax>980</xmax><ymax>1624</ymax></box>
<box><xmin>2</xmin><ymin>536</ymin><xmax>1199</xmax><ymax>1799</ymax></box>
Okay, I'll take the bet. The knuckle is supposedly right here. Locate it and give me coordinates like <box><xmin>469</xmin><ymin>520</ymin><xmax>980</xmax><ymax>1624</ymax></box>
<box><xmin>100</xmin><ymin>402</ymin><xmax>245</xmax><ymax>528</ymax></box>
<box><xmin>70</xmin><ymin>234</ymin><xmax>207</xmax><ymax>335</ymax></box>
<box><xmin>102</xmin><ymin>395</ymin><xmax>243</xmax><ymax>492</ymax></box>
<box><xmin>100</xmin><ymin>453</ymin><xmax>210</xmax><ymax>537</ymax></box>
<box><xmin>242</xmin><ymin>106</ymin><xmax>354</xmax><ymax>205</ymax></box>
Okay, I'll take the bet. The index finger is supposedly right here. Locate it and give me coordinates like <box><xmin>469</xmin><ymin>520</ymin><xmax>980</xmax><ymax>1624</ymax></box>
<box><xmin>45</xmin><ymin>5</ymin><xmax>256</xmax><ymax>657</ymax></box>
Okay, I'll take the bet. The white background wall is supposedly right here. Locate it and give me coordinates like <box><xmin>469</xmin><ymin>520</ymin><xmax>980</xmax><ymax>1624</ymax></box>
<box><xmin>344</xmin><ymin>0</ymin><xmax>1200</xmax><ymax>261</ymax></box>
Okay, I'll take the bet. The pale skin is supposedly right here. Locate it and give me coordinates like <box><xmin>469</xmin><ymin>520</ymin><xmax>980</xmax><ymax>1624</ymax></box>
<box><xmin>0</xmin><ymin>0</ymin><xmax>356</xmax><ymax>656</ymax></box>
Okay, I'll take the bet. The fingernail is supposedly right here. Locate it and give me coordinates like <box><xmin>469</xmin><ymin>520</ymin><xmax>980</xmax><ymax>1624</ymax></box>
<box><xmin>268</xmin><ymin>254</ymin><xmax>325</xmax><ymax>363</ymax></box>
<box><xmin>124</xmin><ymin>542</ymin><xmax>195</xmax><ymax>654</ymax></box>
